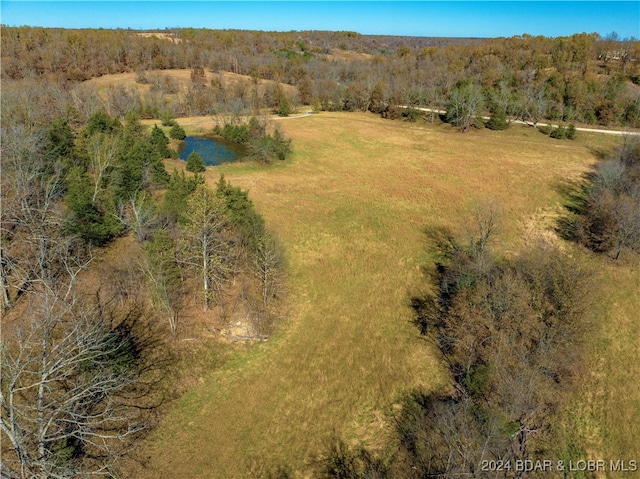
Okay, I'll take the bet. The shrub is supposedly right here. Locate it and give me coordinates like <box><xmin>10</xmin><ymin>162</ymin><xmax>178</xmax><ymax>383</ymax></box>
<box><xmin>538</xmin><ymin>124</ymin><xmax>552</xmax><ymax>135</ymax></box>
<box><xmin>572</xmin><ymin>139</ymin><xmax>640</xmax><ymax>259</ymax></box>
<box><xmin>169</xmin><ymin>123</ymin><xmax>186</xmax><ymax>140</ymax></box>
<box><xmin>214</xmin><ymin>119</ymin><xmax>292</xmax><ymax>163</ymax></box>
<box><xmin>550</xmin><ymin>125</ymin><xmax>567</xmax><ymax>139</ymax></box>
<box><xmin>215</xmin><ymin>123</ymin><xmax>250</xmax><ymax>144</ymax></box>
<box><xmin>248</xmin><ymin>128</ymin><xmax>291</xmax><ymax>163</ymax></box>
<box><xmin>277</xmin><ymin>96</ymin><xmax>291</xmax><ymax>117</ymax></box>
<box><xmin>403</xmin><ymin>107</ymin><xmax>421</xmax><ymax>122</ymax></box>
<box><xmin>485</xmin><ymin>108</ymin><xmax>509</xmax><ymax>130</ymax></box>
<box><xmin>185</xmin><ymin>151</ymin><xmax>206</xmax><ymax>173</ymax></box>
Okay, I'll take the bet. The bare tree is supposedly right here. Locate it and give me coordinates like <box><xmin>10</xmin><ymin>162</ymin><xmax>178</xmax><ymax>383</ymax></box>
<box><xmin>123</xmin><ymin>190</ymin><xmax>159</xmax><ymax>243</ymax></box>
<box><xmin>464</xmin><ymin>201</ymin><xmax>501</xmax><ymax>258</ymax></box>
<box><xmin>143</xmin><ymin>230</ymin><xmax>183</xmax><ymax>335</ymax></box>
<box><xmin>407</xmin><ymin>213</ymin><xmax>594</xmax><ymax>477</ymax></box>
<box><xmin>178</xmin><ymin>185</ymin><xmax>233</xmax><ymax>311</ymax></box>
<box><xmin>252</xmin><ymin>232</ymin><xmax>284</xmax><ymax>308</ymax></box>
<box><xmin>86</xmin><ymin>132</ymin><xmax>119</xmax><ymax>206</ymax></box>
<box><xmin>1</xmin><ymin>290</ymin><xmax>159</xmax><ymax>479</ymax></box>
<box><xmin>0</xmin><ymin>131</ymin><xmax>76</xmax><ymax>306</ymax></box>
<box><xmin>445</xmin><ymin>81</ymin><xmax>484</xmax><ymax>131</ymax></box>
<box><xmin>523</xmin><ymin>82</ymin><xmax>548</xmax><ymax>126</ymax></box>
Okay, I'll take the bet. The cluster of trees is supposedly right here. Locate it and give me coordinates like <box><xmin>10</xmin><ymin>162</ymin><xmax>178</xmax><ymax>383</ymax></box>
<box><xmin>397</xmin><ymin>212</ymin><xmax>593</xmax><ymax>477</ymax></box>
<box><xmin>1</xmin><ymin>98</ymin><xmax>285</xmax><ymax>475</ymax></box>
<box><xmin>569</xmin><ymin>137</ymin><xmax>640</xmax><ymax>259</ymax></box>
<box><xmin>214</xmin><ymin>116</ymin><xmax>291</xmax><ymax>164</ymax></box>
<box><xmin>0</xmin><ymin>106</ymin><xmax>174</xmax><ymax>476</ymax></box>
<box><xmin>154</xmin><ymin>173</ymin><xmax>285</xmax><ymax>328</ymax></box>
<box><xmin>2</xmin><ymin>27</ymin><xmax>639</xmax><ymax>127</ymax></box>
<box><xmin>2</xmin><ymin>104</ymin><xmax>286</xmax><ymax>323</ymax></box>
<box><xmin>427</xmin><ymin>79</ymin><xmax>577</xmax><ymax>135</ymax></box>
<box><xmin>307</xmin><ymin>208</ymin><xmax>594</xmax><ymax>479</ymax></box>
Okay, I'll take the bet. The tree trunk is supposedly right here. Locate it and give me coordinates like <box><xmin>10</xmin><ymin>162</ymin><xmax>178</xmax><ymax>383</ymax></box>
<box><xmin>202</xmin><ymin>233</ymin><xmax>209</xmax><ymax>311</ymax></box>
<box><xmin>0</xmin><ymin>242</ymin><xmax>12</xmax><ymax>310</ymax></box>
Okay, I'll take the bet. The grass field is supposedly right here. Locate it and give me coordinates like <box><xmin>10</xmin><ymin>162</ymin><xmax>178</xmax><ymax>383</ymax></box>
<box><xmin>85</xmin><ymin>68</ymin><xmax>297</xmax><ymax>101</ymax></box>
<box><xmin>136</xmin><ymin>112</ymin><xmax>637</xmax><ymax>477</ymax></box>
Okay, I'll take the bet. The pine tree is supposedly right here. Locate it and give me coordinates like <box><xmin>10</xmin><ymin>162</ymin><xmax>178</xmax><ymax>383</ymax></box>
<box><xmin>44</xmin><ymin>118</ymin><xmax>77</xmax><ymax>167</ymax></box>
<box><xmin>150</xmin><ymin>124</ymin><xmax>172</xmax><ymax>158</ymax></box>
<box><xmin>185</xmin><ymin>151</ymin><xmax>206</xmax><ymax>173</ymax></box>
<box><xmin>87</xmin><ymin>111</ymin><xmax>121</xmax><ymax>136</ymax></box>
<box><xmin>485</xmin><ymin>107</ymin><xmax>509</xmax><ymax>130</ymax></box>
<box><xmin>161</xmin><ymin>169</ymin><xmax>203</xmax><ymax>223</ymax></box>
<box><xmin>169</xmin><ymin>123</ymin><xmax>186</xmax><ymax>140</ymax></box>
<box><xmin>64</xmin><ymin>167</ymin><xmax>113</xmax><ymax>245</ymax></box>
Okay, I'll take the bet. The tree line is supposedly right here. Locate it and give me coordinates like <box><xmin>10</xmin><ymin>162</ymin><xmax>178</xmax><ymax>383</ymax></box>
<box><xmin>563</xmin><ymin>137</ymin><xmax>640</xmax><ymax>260</ymax></box>
<box><xmin>1</xmin><ymin>102</ymin><xmax>286</xmax><ymax>476</ymax></box>
<box><xmin>1</xmin><ymin>27</ymin><xmax>639</xmax><ymax>127</ymax></box>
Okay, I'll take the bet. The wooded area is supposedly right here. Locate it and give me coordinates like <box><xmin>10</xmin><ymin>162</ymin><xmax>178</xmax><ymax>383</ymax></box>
<box><xmin>1</xmin><ymin>27</ymin><xmax>639</xmax><ymax>127</ymax></box>
<box><xmin>1</xmin><ymin>80</ymin><xmax>285</xmax><ymax>476</ymax></box>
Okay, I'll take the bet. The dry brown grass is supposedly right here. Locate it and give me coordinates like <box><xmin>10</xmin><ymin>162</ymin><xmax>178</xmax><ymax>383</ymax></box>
<box><xmin>566</xmin><ymin>258</ymin><xmax>640</xmax><ymax>471</ymax></box>
<box><xmin>136</xmin><ymin>32</ymin><xmax>183</xmax><ymax>43</ymax></box>
<box><xmin>326</xmin><ymin>48</ymin><xmax>373</xmax><ymax>62</ymax></box>
<box><xmin>134</xmin><ymin>112</ymin><xmax>636</xmax><ymax>477</ymax></box>
<box><xmin>85</xmin><ymin>68</ymin><xmax>297</xmax><ymax>98</ymax></box>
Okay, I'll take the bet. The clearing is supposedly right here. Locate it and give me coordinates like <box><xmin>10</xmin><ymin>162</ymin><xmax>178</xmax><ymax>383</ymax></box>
<box><xmin>137</xmin><ymin>112</ymin><xmax>638</xmax><ymax>477</ymax></box>
<box><xmin>85</xmin><ymin>68</ymin><xmax>297</xmax><ymax>98</ymax></box>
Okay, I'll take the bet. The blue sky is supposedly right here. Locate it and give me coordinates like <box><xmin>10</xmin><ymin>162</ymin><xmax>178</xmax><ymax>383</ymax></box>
<box><xmin>1</xmin><ymin>1</ymin><xmax>638</xmax><ymax>38</ymax></box>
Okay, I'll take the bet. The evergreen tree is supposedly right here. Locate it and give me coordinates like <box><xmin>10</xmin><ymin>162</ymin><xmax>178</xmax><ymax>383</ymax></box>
<box><xmin>186</xmin><ymin>151</ymin><xmax>206</xmax><ymax>173</ymax></box>
<box><xmin>87</xmin><ymin>111</ymin><xmax>121</xmax><ymax>136</ymax></box>
<box><xmin>216</xmin><ymin>174</ymin><xmax>265</xmax><ymax>251</ymax></box>
<box><xmin>43</xmin><ymin>118</ymin><xmax>77</xmax><ymax>168</ymax></box>
<box><xmin>161</xmin><ymin>169</ymin><xmax>204</xmax><ymax>223</ymax></box>
<box><xmin>485</xmin><ymin>107</ymin><xmax>509</xmax><ymax>130</ymax></box>
<box><xmin>247</xmin><ymin>128</ymin><xmax>292</xmax><ymax>163</ymax></box>
<box><xmin>113</xmin><ymin>136</ymin><xmax>170</xmax><ymax>200</ymax></box>
<box><xmin>272</xmin><ymin>129</ymin><xmax>292</xmax><ymax>161</ymax></box>
<box><xmin>64</xmin><ymin>167</ymin><xmax>113</xmax><ymax>245</ymax></box>
<box><xmin>169</xmin><ymin>123</ymin><xmax>187</xmax><ymax>140</ymax></box>
<box><xmin>277</xmin><ymin>95</ymin><xmax>291</xmax><ymax>117</ymax></box>
<box><xmin>159</xmin><ymin>109</ymin><xmax>176</xmax><ymax>126</ymax></box>
<box><xmin>550</xmin><ymin>124</ymin><xmax>567</xmax><ymax>139</ymax></box>
<box><xmin>124</xmin><ymin>111</ymin><xmax>144</xmax><ymax>137</ymax></box>
<box><xmin>150</xmin><ymin>124</ymin><xmax>172</xmax><ymax>159</ymax></box>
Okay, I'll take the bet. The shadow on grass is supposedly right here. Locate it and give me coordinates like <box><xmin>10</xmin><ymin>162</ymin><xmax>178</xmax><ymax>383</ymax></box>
<box><xmin>552</xmin><ymin>173</ymin><xmax>592</xmax><ymax>242</ymax></box>
<box><xmin>408</xmin><ymin>225</ymin><xmax>458</xmax><ymax>336</ymax></box>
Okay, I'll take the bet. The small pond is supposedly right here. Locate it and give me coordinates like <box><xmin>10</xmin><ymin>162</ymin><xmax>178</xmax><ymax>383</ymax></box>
<box><xmin>178</xmin><ymin>136</ymin><xmax>241</xmax><ymax>166</ymax></box>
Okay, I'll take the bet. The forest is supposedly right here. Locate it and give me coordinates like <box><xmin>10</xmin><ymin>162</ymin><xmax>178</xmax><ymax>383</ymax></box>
<box><xmin>1</xmin><ymin>27</ymin><xmax>639</xmax><ymax>126</ymax></box>
<box><xmin>1</xmin><ymin>25</ymin><xmax>639</xmax><ymax>478</ymax></box>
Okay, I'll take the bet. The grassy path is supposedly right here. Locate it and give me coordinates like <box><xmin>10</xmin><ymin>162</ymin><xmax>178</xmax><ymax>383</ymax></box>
<box><xmin>141</xmin><ymin>112</ymin><xmax>618</xmax><ymax>477</ymax></box>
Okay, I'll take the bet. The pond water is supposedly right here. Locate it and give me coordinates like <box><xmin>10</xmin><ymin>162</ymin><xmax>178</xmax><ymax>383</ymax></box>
<box><xmin>179</xmin><ymin>136</ymin><xmax>238</xmax><ymax>166</ymax></box>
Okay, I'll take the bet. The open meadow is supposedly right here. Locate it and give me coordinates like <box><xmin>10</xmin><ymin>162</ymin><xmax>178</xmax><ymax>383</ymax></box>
<box><xmin>138</xmin><ymin>112</ymin><xmax>638</xmax><ymax>477</ymax></box>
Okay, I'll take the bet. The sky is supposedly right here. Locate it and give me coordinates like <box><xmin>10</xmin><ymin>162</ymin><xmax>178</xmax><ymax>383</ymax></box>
<box><xmin>1</xmin><ymin>1</ymin><xmax>638</xmax><ymax>39</ymax></box>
